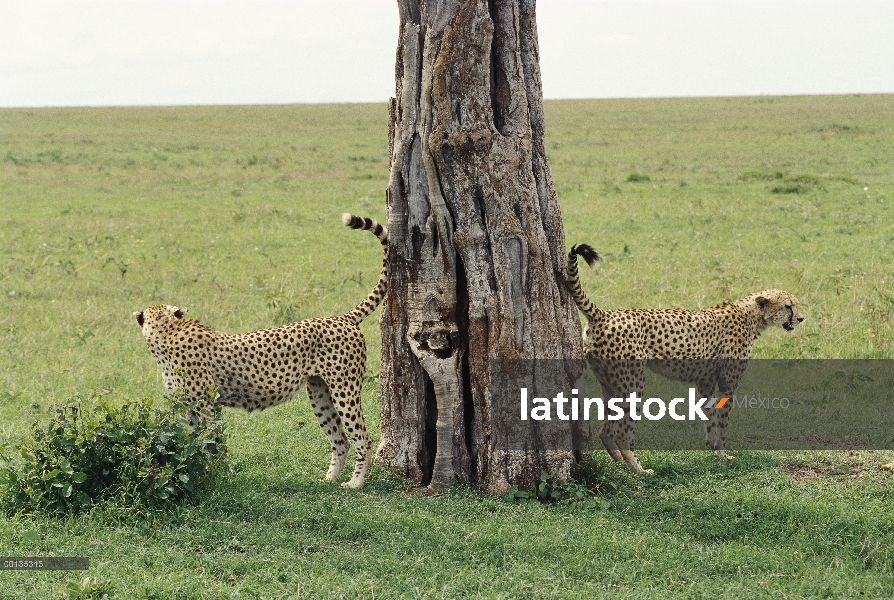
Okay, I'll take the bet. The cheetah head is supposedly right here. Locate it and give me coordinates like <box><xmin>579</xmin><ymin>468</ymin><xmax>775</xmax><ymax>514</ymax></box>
<box><xmin>753</xmin><ymin>290</ymin><xmax>804</xmax><ymax>332</ymax></box>
<box><xmin>133</xmin><ymin>304</ymin><xmax>188</xmax><ymax>338</ymax></box>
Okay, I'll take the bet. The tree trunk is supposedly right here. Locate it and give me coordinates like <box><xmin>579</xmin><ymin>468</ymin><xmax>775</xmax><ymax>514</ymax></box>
<box><xmin>377</xmin><ymin>0</ymin><xmax>588</xmax><ymax>493</ymax></box>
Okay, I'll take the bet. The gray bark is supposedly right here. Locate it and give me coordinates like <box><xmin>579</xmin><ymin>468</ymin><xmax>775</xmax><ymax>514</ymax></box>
<box><xmin>377</xmin><ymin>0</ymin><xmax>588</xmax><ymax>493</ymax></box>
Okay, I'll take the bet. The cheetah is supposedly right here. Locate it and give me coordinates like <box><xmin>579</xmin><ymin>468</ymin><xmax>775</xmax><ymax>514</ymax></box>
<box><xmin>566</xmin><ymin>243</ymin><xmax>804</xmax><ymax>473</ymax></box>
<box><xmin>133</xmin><ymin>214</ymin><xmax>387</xmax><ymax>489</ymax></box>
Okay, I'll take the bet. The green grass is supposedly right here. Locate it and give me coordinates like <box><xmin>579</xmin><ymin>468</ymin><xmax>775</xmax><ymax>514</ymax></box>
<box><xmin>1</xmin><ymin>96</ymin><xmax>894</xmax><ymax>598</ymax></box>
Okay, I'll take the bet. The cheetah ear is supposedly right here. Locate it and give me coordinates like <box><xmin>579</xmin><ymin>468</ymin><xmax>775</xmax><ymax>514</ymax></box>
<box><xmin>133</xmin><ymin>311</ymin><xmax>144</xmax><ymax>327</ymax></box>
<box><xmin>173</xmin><ymin>308</ymin><xmax>187</xmax><ymax>319</ymax></box>
<box><xmin>755</xmin><ymin>296</ymin><xmax>770</xmax><ymax>309</ymax></box>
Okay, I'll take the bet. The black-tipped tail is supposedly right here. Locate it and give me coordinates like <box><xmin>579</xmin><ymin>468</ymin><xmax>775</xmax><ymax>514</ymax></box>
<box><xmin>342</xmin><ymin>213</ymin><xmax>387</xmax><ymax>246</ymax></box>
<box><xmin>343</xmin><ymin>214</ymin><xmax>389</xmax><ymax>324</ymax></box>
<box><xmin>571</xmin><ymin>244</ymin><xmax>601</xmax><ymax>268</ymax></box>
<box><xmin>566</xmin><ymin>243</ymin><xmax>603</xmax><ymax>324</ymax></box>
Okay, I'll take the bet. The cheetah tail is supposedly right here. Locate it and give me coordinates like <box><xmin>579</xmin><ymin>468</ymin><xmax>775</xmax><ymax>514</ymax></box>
<box><xmin>567</xmin><ymin>244</ymin><xmax>604</xmax><ymax>323</ymax></box>
<box><xmin>342</xmin><ymin>213</ymin><xmax>389</xmax><ymax>324</ymax></box>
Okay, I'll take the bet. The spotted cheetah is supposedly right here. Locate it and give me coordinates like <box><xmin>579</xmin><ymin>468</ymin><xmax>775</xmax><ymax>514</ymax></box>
<box><xmin>566</xmin><ymin>244</ymin><xmax>804</xmax><ymax>473</ymax></box>
<box><xmin>133</xmin><ymin>214</ymin><xmax>387</xmax><ymax>488</ymax></box>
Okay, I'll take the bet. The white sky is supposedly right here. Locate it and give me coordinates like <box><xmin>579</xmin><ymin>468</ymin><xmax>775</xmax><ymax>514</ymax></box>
<box><xmin>1</xmin><ymin>0</ymin><xmax>892</xmax><ymax>107</ymax></box>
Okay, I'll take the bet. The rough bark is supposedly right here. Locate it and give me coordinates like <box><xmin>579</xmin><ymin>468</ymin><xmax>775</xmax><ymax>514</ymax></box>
<box><xmin>377</xmin><ymin>0</ymin><xmax>588</xmax><ymax>493</ymax></box>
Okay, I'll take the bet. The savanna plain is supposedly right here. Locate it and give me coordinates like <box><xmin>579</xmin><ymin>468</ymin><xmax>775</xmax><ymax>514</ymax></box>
<box><xmin>1</xmin><ymin>95</ymin><xmax>893</xmax><ymax>598</ymax></box>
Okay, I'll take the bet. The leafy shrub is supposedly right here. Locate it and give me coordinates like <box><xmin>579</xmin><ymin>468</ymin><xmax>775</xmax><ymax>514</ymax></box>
<box><xmin>771</xmin><ymin>173</ymin><xmax>821</xmax><ymax>194</ymax></box>
<box><xmin>738</xmin><ymin>170</ymin><xmax>786</xmax><ymax>181</ymax></box>
<box><xmin>511</xmin><ymin>471</ymin><xmax>604</xmax><ymax>509</ymax></box>
<box><xmin>771</xmin><ymin>184</ymin><xmax>810</xmax><ymax>194</ymax></box>
<box><xmin>0</xmin><ymin>394</ymin><xmax>227</xmax><ymax>514</ymax></box>
<box><xmin>738</xmin><ymin>170</ymin><xmax>824</xmax><ymax>194</ymax></box>
<box><xmin>64</xmin><ymin>577</ymin><xmax>115</xmax><ymax>600</ymax></box>
<box><xmin>626</xmin><ymin>172</ymin><xmax>651</xmax><ymax>183</ymax></box>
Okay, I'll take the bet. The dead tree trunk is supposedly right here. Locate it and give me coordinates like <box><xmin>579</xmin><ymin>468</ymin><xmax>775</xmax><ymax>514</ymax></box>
<box><xmin>377</xmin><ymin>0</ymin><xmax>588</xmax><ymax>493</ymax></box>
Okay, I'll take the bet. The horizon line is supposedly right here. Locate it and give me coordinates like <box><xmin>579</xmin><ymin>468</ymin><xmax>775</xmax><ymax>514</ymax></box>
<box><xmin>2</xmin><ymin>91</ymin><xmax>892</xmax><ymax>111</ymax></box>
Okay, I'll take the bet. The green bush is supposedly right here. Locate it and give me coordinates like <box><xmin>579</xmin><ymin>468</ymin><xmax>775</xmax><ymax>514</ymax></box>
<box><xmin>64</xmin><ymin>577</ymin><xmax>115</xmax><ymax>600</ymax></box>
<box><xmin>626</xmin><ymin>172</ymin><xmax>651</xmax><ymax>182</ymax></box>
<box><xmin>511</xmin><ymin>471</ymin><xmax>605</xmax><ymax>509</ymax></box>
<box><xmin>0</xmin><ymin>394</ymin><xmax>227</xmax><ymax>514</ymax></box>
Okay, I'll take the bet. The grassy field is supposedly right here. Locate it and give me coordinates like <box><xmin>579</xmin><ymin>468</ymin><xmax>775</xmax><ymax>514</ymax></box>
<box><xmin>1</xmin><ymin>95</ymin><xmax>893</xmax><ymax>598</ymax></box>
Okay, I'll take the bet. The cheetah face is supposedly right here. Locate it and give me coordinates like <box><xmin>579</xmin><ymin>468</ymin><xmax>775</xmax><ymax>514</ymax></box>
<box><xmin>133</xmin><ymin>304</ymin><xmax>188</xmax><ymax>336</ymax></box>
<box><xmin>755</xmin><ymin>290</ymin><xmax>804</xmax><ymax>332</ymax></box>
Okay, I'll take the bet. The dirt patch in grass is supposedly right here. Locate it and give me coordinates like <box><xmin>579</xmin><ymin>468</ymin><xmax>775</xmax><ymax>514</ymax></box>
<box><xmin>782</xmin><ymin>463</ymin><xmax>869</xmax><ymax>482</ymax></box>
<box><xmin>780</xmin><ymin>453</ymin><xmax>881</xmax><ymax>483</ymax></box>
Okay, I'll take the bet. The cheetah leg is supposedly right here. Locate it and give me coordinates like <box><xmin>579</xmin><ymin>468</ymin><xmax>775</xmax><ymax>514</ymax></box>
<box><xmin>183</xmin><ymin>380</ymin><xmax>223</xmax><ymax>441</ymax></box>
<box><xmin>196</xmin><ymin>402</ymin><xmax>225</xmax><ymax>443</ymax></box>
<box><xmin>597</xmin><ymin>382</ymin><xmax>623</xmax><ymax>461</ymax></box>
<box><xmin>186</xmin><ymin>403</ymin><xmax>208</xmax><ymax>429</ymax></box>
<box><xmin>614</xmin><ymin>412</ymin><xmax>653</xmax><ymax>474</ymax></box>
<box><xmin>327</xmin><ymin>381</ymin><xmax>371</xmax><ymax>490</ymax></box>
<box><xmin>605</xmin><ymin>372</ymin><xmax>652</xmax><ymax>474</ymax></box>
<box><xmin>306</xmin><ymin>377</ymin><xmax>349</xmax><ymax>482</ymax></box>
<box><xmin>705</xmin><ymin>386</ymin><xmax>735</xmax><ymax>460</ymax></box>
<box><xmin>599</xmin><ymin>421</ymin><xmax>623</xmax><ymax>462</ymax></box>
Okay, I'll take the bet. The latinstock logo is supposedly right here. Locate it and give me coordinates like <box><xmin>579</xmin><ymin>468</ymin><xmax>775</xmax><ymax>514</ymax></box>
<box><xmin>518</xmin><ymin>388</ymin><xmax>733</xmax><ymax>422</ymax></box>
<box><xmin>491</xmin><ymin>359</ymin><xmax>894</xmax><ymax>451</ymax></box>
